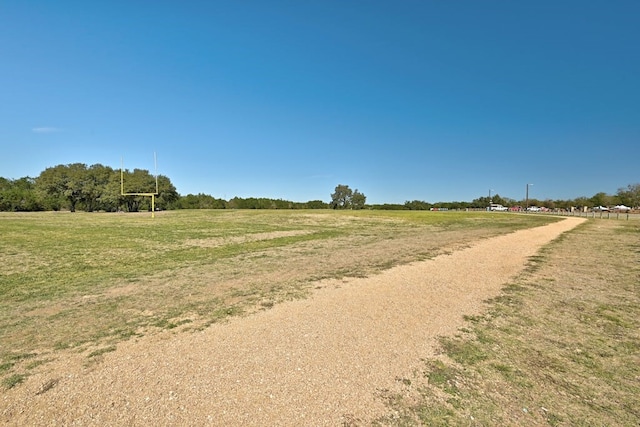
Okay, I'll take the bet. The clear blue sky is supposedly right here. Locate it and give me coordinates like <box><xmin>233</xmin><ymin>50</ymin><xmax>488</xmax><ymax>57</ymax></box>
<box><xmin>1</xmin><ymin>1</ymin><xmax>638</xmax><ymax>204</ymax></box>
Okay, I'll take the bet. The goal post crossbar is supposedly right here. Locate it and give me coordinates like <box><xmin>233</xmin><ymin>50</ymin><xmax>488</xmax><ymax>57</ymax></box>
<box><xmin>120</xmin><ymin>154</ymin><xmax>159</xmax><ymax>218</ymax></box>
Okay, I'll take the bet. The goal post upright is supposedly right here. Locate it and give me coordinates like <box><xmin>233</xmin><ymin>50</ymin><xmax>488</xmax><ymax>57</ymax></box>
<box><xmin>120</xmin><ymin>157</ymin><xmax>124</xmax><ymax>196</ymax></box>
<box><xmin>120</xmin><ymin>153</ymin><xmax>159</xmax><ymax>218</ymax></box>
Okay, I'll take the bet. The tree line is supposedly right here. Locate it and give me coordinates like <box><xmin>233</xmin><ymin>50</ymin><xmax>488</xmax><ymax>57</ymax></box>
<box><xmin>369</xmin><ymin>184</ymin><xmax>640</xmax><ymax>211</ymax></box>
<box><xmin>0</xmin><ymin>163</ymin><xmax>179</xmax><ymax>212</ymax></box>
<box><xmin>0</xmin><ymin>163</ymin><xmax>332</xmax><ymax>212</ymax></box>
<box><xmin>0</xmin><ymin>164</ymin><xmax>638</xmax><ymax>212</ymax></box>
<box><xmin>177</xmin><ymin>194</ymin><xmax>328</xmax><ymax>210</ymax></box>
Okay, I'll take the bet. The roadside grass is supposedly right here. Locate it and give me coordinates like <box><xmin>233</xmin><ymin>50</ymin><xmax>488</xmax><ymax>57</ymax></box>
<box><xmin>0</xmin><ymin>209</ymin><xmax>557</xmax><ymax>389</ymax></box>
<box><xmin>375</xmin><ymin>219</ymin><xmax>640</xmax><ymax>426</ymax></box>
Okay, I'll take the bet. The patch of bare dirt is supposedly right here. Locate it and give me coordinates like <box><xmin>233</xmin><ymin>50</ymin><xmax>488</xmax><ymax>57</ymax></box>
<box><xmin>1</xmin><ymin>218</ymin><xmax>585</xmax><ymax>426</ymax></box>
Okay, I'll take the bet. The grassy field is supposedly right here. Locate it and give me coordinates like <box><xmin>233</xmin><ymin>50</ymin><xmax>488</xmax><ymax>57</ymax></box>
<box><xmin>1</xmin><ymin>209</ymin><xmax>557</xmax><ymax>389</ymax></box>
<box><xmin>374</xmin><ymin>218</ymin><xmax>640</xmax><ymax>426</ymax></box>
<box><xmin>3</xmin><ymin>210</ymin><xmax>638</xmax><ymax>425</ymax></box>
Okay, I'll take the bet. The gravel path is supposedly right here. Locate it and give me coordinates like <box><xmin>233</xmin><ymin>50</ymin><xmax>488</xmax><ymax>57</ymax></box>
<box><xmin>1</xmin><ymin>217</ymin><xmax>585</xmax><ymax>426</ymax></box>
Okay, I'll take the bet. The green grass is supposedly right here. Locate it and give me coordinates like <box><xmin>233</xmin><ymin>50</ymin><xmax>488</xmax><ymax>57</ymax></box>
<box><xmin>375</xmin><ymin>219</ymin><xmax>640</xmax><ymax>426</ymax></box>
<box><xmin>87</xmin><ymin>345</ymin><xmax>117</xmax><ymax>358</ymax></box>
<box><xmin>0</xmin><ymin>209</ymin><xmax>558</xmax><ymax>388</ymax></box>
<box><xmin>2</xmin><ymin>373</ymin><xmax>27</xmax><ymax>389</ymax></box>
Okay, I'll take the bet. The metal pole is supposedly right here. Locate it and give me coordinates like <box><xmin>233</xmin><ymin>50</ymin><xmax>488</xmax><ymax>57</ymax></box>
<box><xmin>120</xmin><ymin>158</ymin><xmax>124</xmax><ymax>196</ymax></box>
<box><xmin>154</xmin><ymin>152</ymin><xmax>159</xmax><ymax>194</ymax></box>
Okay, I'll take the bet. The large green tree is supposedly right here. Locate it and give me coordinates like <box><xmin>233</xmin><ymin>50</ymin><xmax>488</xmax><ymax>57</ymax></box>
<box><xmin>155</xmin><ymin>175</ymin><xmax>180</xmax><ymax>210</ymax></box>
<box><xmin>81</xmin><ymin>164</ymin><xmax>113</xmax><ymax>212</ymax></box>
<box><xmin>330</xmin><ymin>184</ymin><xmax>366</xmax><ymax>210</ymax></box>
<box><xmin>0</xmin><ymin>177</ymin><xmax>43</xmax><ymax>211</ymax></box>
<box><xmin>331</xmin><ymin>184</ymin><xmax>353</xmax><ymax>209</ymax></box>
<box><xmin>36</xmin><ymin>163</ymin><xmax>88</xmax><ymax>212</ymax></box>
<box><xmin>351</xmin><ymin>190</ymin><xmax>366</xmax><ymax>210</ymax></box>
<box><xmin>120</xmin><ymin>169</ymin><xmax>178</xmax><ymax>212</ymax></box>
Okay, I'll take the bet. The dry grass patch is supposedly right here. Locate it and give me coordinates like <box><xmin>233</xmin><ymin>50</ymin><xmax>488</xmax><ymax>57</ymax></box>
<box><xmin>183</xmin><ymin>229</ymin><xmax>316</xmax><ymax>248</ymax></box>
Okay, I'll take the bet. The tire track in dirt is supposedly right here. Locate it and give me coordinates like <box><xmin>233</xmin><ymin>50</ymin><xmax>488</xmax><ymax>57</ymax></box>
<box><xmin>1</xmin><ymin>217</ymin><xmax>585</xmax><ymax>426</ymax></box>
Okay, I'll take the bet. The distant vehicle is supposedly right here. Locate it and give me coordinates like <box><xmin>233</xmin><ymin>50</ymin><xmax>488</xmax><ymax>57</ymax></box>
<box><xmin>614</xmin><ymin>205</ymin><xmax>631</xmax><ymax>211</ymax></box>
<box><xmin>489</xmin><ymin>204</ymin><xmax>508</xmax><ymax>211</ymax></box>
<box><xmin>593</xmin><ymin>206</ymin><xmax>609</xmax><ymax>211</ymax></box>
<box><xmin>527</xmin><ymin>206</ymin><xmax>541</xmax><ymax>212</ymax></box>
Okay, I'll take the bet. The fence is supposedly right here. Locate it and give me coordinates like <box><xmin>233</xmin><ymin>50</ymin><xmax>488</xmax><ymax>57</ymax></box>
<box><xmin>542</xmin><ymin>210</ymin><xmax>640</xmax><ymax>220</ymax></box>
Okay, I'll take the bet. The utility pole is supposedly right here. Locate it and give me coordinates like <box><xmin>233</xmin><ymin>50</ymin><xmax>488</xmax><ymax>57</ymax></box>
<box><xmin>526</xmin><ymin>183</ymin><xmax>533</xmax><ymax>211</ymax></box>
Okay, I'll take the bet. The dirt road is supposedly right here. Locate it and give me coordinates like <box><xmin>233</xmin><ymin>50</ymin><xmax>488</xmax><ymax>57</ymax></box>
<box><xmin>1</xmin><ymin>217</ymin><xmax>585</xmax><ymax>426</ymax></box>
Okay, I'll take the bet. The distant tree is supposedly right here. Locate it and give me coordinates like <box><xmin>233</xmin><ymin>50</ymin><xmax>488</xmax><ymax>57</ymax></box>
<box><xmin>470</xmin><ymin>196</ymin><xmax>489</xmax><ymax>209</ymax></box>
<box><xmin>502</xmin><ymin>198</ymin><xmax>517</xmax><ymax>207</ymax></box>
<box><xmin>155</xmin><ymin>175</ymin><xmax>179</xmax><ymax>210</ymax></box>
<box><xmin>371</xmin><ymin>203</ymin><xmax>406</xmax><ymax>210</ymax></box>
<box><xmin>490</xmin><ymin>194</ymin><xmax>507</xmax><ymax>206</ymax></box>
<box><xmin>472</xmin><ymin>194</ymin><xmax>507</xmax><ymax>209</ymax></box>
<box><xmin>572</xmin><ymin>196</ymin><xmax>590</xmax><ymax>210</ymax></box>
<box><xmin>617</xmin><ymin>183</ymin><xmax>640</xmax><ymax>208</ymax></box>
<box><xmin>552</xmin><ymin>199</ymin><xmax>572</xmax><ymax>210</ymax></box>
<box><xmin>330</xmin><ymin>184</ymin><xmax>353</xmax><ymax>209</ymax></box>
<box><xmin>589</xmin><ymin>192</ymin><xmax>612</xmax><ymax>208</ymax></box>
<box><xmin>351</xmin><ymin>190</ymin><xmax>366</xmax><ymax>210</ymax></box>
<box><xmin>404</xmin><ymin>200</ymin><xmax>430</xmax><ymax>210</ymax></box>
<box><xmin>0</xmin><ymin>177</ymin><xmax>43</xmax><ymax>211</ymax></box>
<box><xmin>305</xmin><ymin>200</ymin><xmax>328</xmax><ymax>209</ymax></box>
<box><xmin>176</xmin><ymin>193</ymin><xmax>226</xmax><ymax>209</ymax></box>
